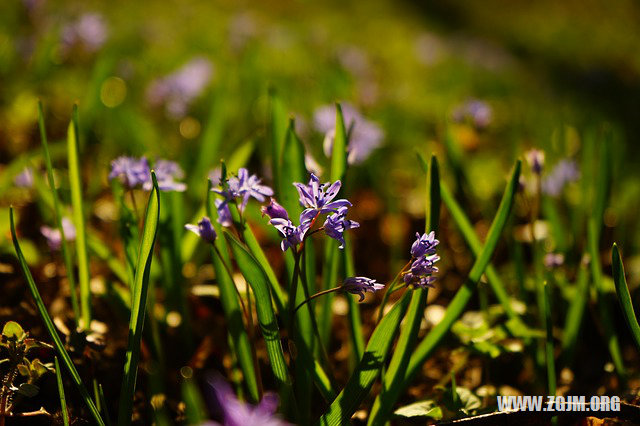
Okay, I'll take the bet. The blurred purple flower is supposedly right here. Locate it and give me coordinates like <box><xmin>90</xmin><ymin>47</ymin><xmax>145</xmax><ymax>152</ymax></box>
<box><xmin>40</xmin><ymin>218</ymin><xmax>76</xmax><ymax>251</ymax></box>
<box><xmin>294</xmin><ymin>173</ymin><xmax>350</xmax><ymax>216</ymax></box>
<box><xmin>323</xmin><ymin>206</ymin><xmax>359</xmax><ymax>249</ymax></box>
<box><xmin>314</xmin><ymin>103</ymin><xmax>384</xmax><ymax>165</ymax></box>
<box><xmin>269</xmin><ymin>217</ymin><xmax>309</xmax><ymax>252</ymax></box>
<box><xmin>144</xmin><ymin>159</ymin><xmax>186</xmax><ymax>192</ymax></box>
<box><xmin>61</xmin><ymin>13</ymin><xmax>108</xmax><ymax>52</ymax></box>
<box><xmin>261</xmin><ymin>198</ymin><xmax>289</xmax><ymax>221</ymax></box>
<box><xmin>452</xmin><ymin>99</ymin><xmax>492</xmax><ymax>129</ymax></box>
<box><xmin>342</xmin><ymin>277</ymin><xmax>385</xmax><ymax>302</ymax></box>
<box><xmin>544</xmin><ymin>253</ymin><xmax>565</xmax><ymax>269</ymax></box>
<box><xmin>215</xmin><ymin>199</ymin><xmax>233</xmax><ymax>227</ymax></box>
<box><xmin>208</xmin><ymin>376</ymin><xmax>288</xmax><ymax>426</ymax></box>
<box><xmin>185</xmin><ymin>217</ymin><xmax>217</xmax><ymax>244</ymax></box>
<box><xmin>542</xmin><ymin>159</ymin><xmax>580</xmax><ymax>197</ymax></box>
<box><xmin>147</xmin><ymin>57</ymin><xmax>214</xmax><ymax>118</ymax></box>
<box><xmin>410</xmin><ymin>231</ymin><xmax>439</xmax><ymax>258</ymax></box>
<box><xmin>525</xmin><ymin>149</ymin><xmax>545</xmax><ymax>175</ymax></box>
<box><xmin>208</xmin><ymin>168</ymin><xmax>222</xmax><ymax>187</ymax></box>
<box><xmin>214</xmin><ymin>168</ymin><xmax>274</xmax><ymax>211</ymax></box>
<box><xmin>14</xmin><ymin>167</ymin><xmax>34</xmax><ymax>188</ymax></box>
<box><xmin>109</xmin><ymin>156</ymin><xmax>150</xmax><ymax>188</ymax></box>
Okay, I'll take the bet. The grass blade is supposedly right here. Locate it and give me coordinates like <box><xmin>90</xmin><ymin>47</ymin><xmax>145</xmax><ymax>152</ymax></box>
<box><xmin>38</xmin><ymin>101</ymin><xmax>80</xmax><ymax>324</ymax></box>
<box><xmin>612</xmin><ymin>244</ymin><xmax>640</xmax><ymax>351</ymax></box>
<box><xmin>543</xmin><ymin>282</ymin><xmax>556</xmax><ymax>396</ymax></box>
<box><xmin>318</xmin><ymin>293</ymin><xmax>411</xmax><ymax>425</ymax></box>
<box><xmin>67</xmin><ymin>105</ymin><xmax>92</xmax><ymax>328</ymax></box>
<box><xmin>54</xmin><ymin>357</ymin><xmax>70</xmax><ymax>426</ymax></box>
<box><xmin>117</xmin><ymin>172</ymin><xmax>161</xmax><ymax>426</ymax></box>
<box><xmin>269</xmin><ymin>87</ymin><xmax>288</xmax><ymax>198</ymax></box>
<box><xmin>560</xmin><ymin>256</ymin><xmax>590</xmax><ymax>363</ymax></box>
<box><xmin>10</xmin><ymin>208</ymin><xmax>104</xmax><ymax>425</ymax></box>
<box><xmin>367</xmin><ymin>154</ymin><xmax>440</xmax><ymax>426</ymax></box>
<box><xmin>401</xmin><ymin>160</ymin><xmax>521</xmax><ymax>392</ymax></box>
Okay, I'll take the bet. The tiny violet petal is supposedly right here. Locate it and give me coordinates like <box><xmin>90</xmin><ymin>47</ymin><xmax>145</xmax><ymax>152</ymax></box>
<box><xmin>342</xmin><ymin>276</ymin><xmax>384</xmax><ymax>302</ymax></box>
<box><xmin>185</xmin><ymin>216</ymin><xmax>217</xmax><ymax>244</ymax></box>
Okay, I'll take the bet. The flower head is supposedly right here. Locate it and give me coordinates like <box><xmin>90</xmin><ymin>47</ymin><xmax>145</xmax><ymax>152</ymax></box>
<box><xmin>323</xmin><ymin>206</ymin><xmax>360</xmax><ymax>249</ymax></box>
<box><xmin>214</xmin><ymin>168</ymin><xmax>274</xmax><ymax>212</ymax></box>
<box><xmin>269</xmin><ymin>218</ymin><xmax>309</xmax><ymax>252</ymax></box>
<box><xmin>40</xmin><ymin>218</ymin><xmax>76</xmax><ymax>251</ymax></box>
<box><xmin>293</xmin><ymin>174</ymin><xmax>350</xmax><ymax>214</ymax></box>
<box><xmin>525</xmin><ymin>149</ymin><xmax>545</xmax><ymax>175</ymax></box>
<box><xmin>315</xmin><ymin>103</ymin><xmax>383</xmax><ymax>165</ymax></box>
<box><xmin>108</xmin><ymin>156</ymin><xmax>150</xmax><ymax>188</ymax></box>
<box><xmin>61</xmin><ymin>13</ymin><xmax>108</xmax><ymax>53</ymax></box>
<box><xmin>185</xmin><ymin>217</ymin><xmax>217</xmax><ymax>244</ymax></box>
<box><xmin>452</xmin><ymin>99</ymin><xmax>492</xmax><ymax>129</ymax></box>
<box><xmin>542</xmin><ymin>159</ymin><xmax>580</xmax><ymax>197</ymax></box>
<box><xmin>341</xmin><ymin>277</ymin><xmax>385</xmax><ymax>302</ymax></box>
<box><xmin>261</xmin><ymin>198</ymin><xmax>289</xmax><ymax>221</ymax></box>
<box><xmin>208</xmin><ymin>376</ymin><xmax>289</xmax><ymax>426</ymax></box>
<box><xmin>544</xmin><ymin>253</ymin><xmax>565</xmax><ymax>269</ymax></box>
<box><xmin>14</xmin><ymin>167</ymin><xmax>34</xmax><ymax>188</ymax></box>
<box><xmin>215</xmin><ymin>199</ymin><xmax>233</xmax><ymax>227</ymax></box>
<box><xmin>144</xmin><ymin>159</ymin><xmax>186</xmax><ymax>192</ymax></box>
<box><xmin>410</xmin><ymin>231</ymin><xmax>439</xmax><ymax>258</ymax></box>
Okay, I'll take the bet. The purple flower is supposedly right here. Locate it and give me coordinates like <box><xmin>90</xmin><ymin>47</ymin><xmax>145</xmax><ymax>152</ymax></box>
<box><xmin>323</xmin><ymin>206</ymin><xmax>360</xmax><ymax>249</ymax></box>
<box><xmin>525</xmin><ymin>149</ymin><xmax>545</xmax><ymax>175</ymax></box>
<box><xmin>542</xmin><ymin>159</ymin><xmax>580</xmax><ymax>197</ymax></box>
<box><xmin>208</xmin><ymin>376</ymin><xmax>288</xmax><ymax>426</ymax></box>
<box><xmin>293</xmin><ymin>174</ymin><xmax>351</xmax><ymax>216</ymax></box>
<box><xmin>109</xmin><ymin>156</ymin><xmax>150</xmax><ymax>188</ymax></box>
<box><xmin>146</xmin><ymin>57</ymin><xmax>214</xmax><ymax>118</ymax></box>
<box><xmin>402</xmin><ymin>273</ymin><xmax>437</xmax><ymax>289</ymax></box>
<box><xmin>410</xmin><ymin>231</ymin><xmax>439</xmax><ymax>258</ymax></box>
<box><xmin>341</xmin><ymin>277</ymin><xmax>385</xmax><ymax>302</ymax></box>
<box><xmin>261</xmin><ymin>198</ymin><xmax>289</xmax><ymax>221</ymax></box>
<box><xmin>214</xmin><ymin>168</ymin><xmax>274</xmax><ymax>211</ymax></box>
<box><xmin>185</xmin><ymin>217</ymin><xmax>217</xmax><ymax>244</ymax></box>
<box><xmin>40</xmin><ymin>218</ymin><xmax>76</xmax><ymax>251</ymax></box>
<box><xmin>61</xmin><ymin>13</ymin><xmax>108</xmax><ymax>52</ymax></box>
<box><xmin>144</xmin><ymin>159</ymin><xmax>186</xmax><ymax>192</ymax></box>
<box><xmin>314</xmin><ymin>103</ymin><xmax>384</xmax><ymax>165</ymax></box>
<box><xmin>269</xmin><ymin>218</ymin><xmax>309</xmax><ymax>252</ymax></box>
<box><xmin>452</xmin><ymin>99</ymin><xmax>492</xmax><ymax>129</ymax></box>
<box><xmin>14</xmin><ymin>167</ymin><xmax>34</xmax><ymax>188</ymax></box>
<box><xmin>544</xmin><ymin>253</ymin><xmax>565</xmax><ymax>269</ymax></box>
<box><xmin>215</xmin><ymin>199</ymin><xmax>233</xmax><ymax>227</ymax></box>
<box><xmin>208</xmin><ymin>168</ymin><xmax>222</xmax><ymax>187</ymax></box>
<box><xmin>409</xmin><ymin>255</ymin><xmax>440</xmax><ymax>276</ymax></box>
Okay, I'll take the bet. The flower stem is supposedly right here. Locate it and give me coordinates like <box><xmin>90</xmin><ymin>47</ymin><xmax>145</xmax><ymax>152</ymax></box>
<box><xmin>377</xmin><ymin>260</ymin><xmax>412</xmax><ymax>323</ymax></box>
<box><xmin>294</xmin><ymin>287</ymin><xmax>343</xmax><ymax>315</ymax></box>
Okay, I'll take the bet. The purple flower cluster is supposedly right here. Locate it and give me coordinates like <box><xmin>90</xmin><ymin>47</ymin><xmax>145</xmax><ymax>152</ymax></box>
<box><xmin>452</xmin><ymin>99</ymin><xmax>492</xmax><ymax>129</ymax></box>
<box><xmin>206</xmin><ymin>376</ymin><xmax>289</xmax><ymax>426</ymax></box>
<box><xmin>314</xmin><ymin>103</ymin><xmax>384</xmax><ymax>165</ymax></box>
<box><xmin>61</xmin><ymin>13</ymin><xmax>108</xmax><ymax>53</ymax></box>
<box><xmin>185</xmin><ymin>216</ymin><xmax>217</xmax><ymax>244</ymax></box>
<box><xmin>40</xmin><ymin>218</ymin><xmax>76</xmax><ymax>251</ymax></box>
<box><xmin>146</xmin><ymin>57</ymin><xmax>214</xmax><ymax>118</ymax></box>
<box><xmin>341</xmin><ymin>277</ymin><xmax>385</xmax><ymax>302</ymax></box>
<box><xmin>404</xmin><ymin>231</ymin><xmax>440</xmax><ymax>289</ymax></box>
<box><xmin>213</xmin><ymin>168</ymin><xmax>274</xmax><ymax>214</ymax></box>
<box><xmin>542</xmin><ymin>159</ymin><xmax>580</xmax><ymax>197</ymax></box>
<box><xmin>14</xmin><ymin>167</ymin><xmax>34</xmax><ymax>188</ymax></box>
<box><xmin>323</xmin><ymin>207</ymin><xmax>360</xmax><ymax>249</ymax></box>
<box><xmin>108</xmin><ymin>156</ymin><xmax>186</xmax><ymax>192</ymax></box>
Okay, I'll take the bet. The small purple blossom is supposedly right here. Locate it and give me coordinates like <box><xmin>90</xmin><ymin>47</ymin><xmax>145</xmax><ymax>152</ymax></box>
<box><xmin>293</xmin><ymin>174</ymin><xmax>351</xmax><ymax>216</ymax></box>
<box><xmin>410</xmin><ymin>231</ymin><xmax>439</xmax><ymax>258</ymax></box>
<box><xmin>146</xmin><ymin>57</ymin><xmax>214</xmax><ymax>118</ymax></box>
<box><xmin>261</xmin><ymin>198</ymin><xmax>289</xmax><ymax>221</ymax></box>
<box><xmin>409</xmin><ymin>255</ymin><xmax>440</xmax><ymax>277</ymax></box>
<box><xmin>208</xmin><ymin>376</ymin><xmax>288</xmax><ymax>426</ymax></box>
<box><xmin>40</xmin><ymin>218</ymin><xmax>76</xmax><ymax>251</ymax></box>
<box><xmin>525</xmin><ymin>149</ymin><xmax>545</xmax><ymax>175</ymax></box>
<box><xmin>108</xmin><ymin>156</ymin><xmax>150</xmax><ymax>188</ymax></box>
<box><xmin>214</xmin><ymin>168</ymin><xmax>274</xmax><ymax>212</ymax></box>
<box><xmin>269</xmin><ymin>218</ymin><xmax>309</xmax><ymax>252</ymax></box>
<box><xmin>215</xmin><ymin>199</ymin><xmax>233</xmax><ymax>227</ymax></box>
<box><xmin>542</xmin><ymin>159</ymin><xmax>580</xmax><ymax>197</ymax></box>
<box><xmin>61</xmin><ymin>13</ymin><xmax>108</xmax><ymax>52</ymax></box>
<box><xmin>342</xmin><ymin>277</ymin><xmax>385</xmax><ymax>302</ymax></box>
<box><xmin>314</xmin><ymin>103</ymin><xmax>384</xmax><ymax>165</ymax></box>
<box><xmin>14</xmin><ymin>167</ymin><xmax>34</xmax><ymax>188</ymax></box>
<box><xmin>144</xmin><ymin>159</ymin><xmax>186</xmax><ymax>192</ymax></box>
<box><xmin>452</xmin><ymin>99</ymin><xmax>492</xmax><ymax>129</ymax></box>
<box><xmin>544</xmin><ymin>253</ymin><xmax>565</xmax><ymax>269</ymax></box>
<box><xmin>323</xmin><ymin>206</ymin><xmax>360</xmax><ymax>249</ymax></box>
<box><xmin>402</xmin><ymin>273</ymin><xmax>437</xmax><ymax>289</ymax></box>
<box><xmin>185</xmin><ymin>217</ymin><xmax>217</xmax><ymax>244</ymax></box>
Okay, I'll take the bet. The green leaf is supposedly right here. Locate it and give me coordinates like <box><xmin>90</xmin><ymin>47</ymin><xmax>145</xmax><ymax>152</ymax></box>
<box><xmin>55</xmin><ymin>357</ymin><xmax>70</xmax><ymax>426</ymax></box>
<box><xmin>278</xmin><ymin>118</ymin><xmax>307</xmax><ymax>217</ymax></box>
<box><xmin>368</xmin><ymin>154</ymin><xmax>440</xmax><ymax>426</ymax></box>
<box><xmin>543</xmin><ymin>282</ymin><xmax>556</xmax><ymax>396</ymax></box>
<box><xmin>17</xmin><ymin>383</ymin><xmax>39</xmax><ymax>397</ymax></box>
<box><xmin>330</xmin><ymin>103</ymin><xmax>348</xmax><ymax>182</ymax></box>
<box><xmin>268</xmin><ymin>87</ymin><xmax>288</xmax><ymax>198</ymax></box>
<box><xmin>38</xmin><ymin>101</ymin><xmax>80</xmax><ymax>324</ymax></box>
<box><xmin>224</xmin><ymin>232</ymin><xmax>292</xmax><ymax>392</ymax></box>
<box><xmin>10</xmin><ymin>207</ymin><xmax>104</xmax><ymax>426</ymax></box>
<box><xmin>2</xmin><ymin>321</ymin><xmax>25</xmax><ymax>340</ymax></box>
<box><xmin>612</xmin><ymin>244</ymin><xmax>640</xmax><ymax>351</ymax></box>
<box><xmin>117</xmin><ymin>172</ymin><xmax>160</xmax><ymax>426</ymax></box>
<box><xmin>67</xmin><ymin>105</ymin><xmax>92</xmax><ymax>328</ymax></box>
<box><xmin>401</xmin><ymin>161</ymin><xmax>521</xmax><ymax>395</ymax></box>
<box><xmin>393</xmin><ymin>400</ymin><xmax>443</xmax><ymax>420</ymax></box>
<box><xmin>317</xmin><ymin>293</ymin><xmax>411</xmax><ymax>426</ymax></box>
